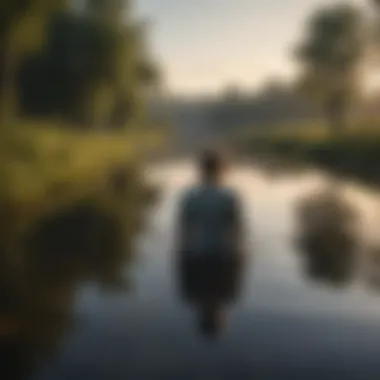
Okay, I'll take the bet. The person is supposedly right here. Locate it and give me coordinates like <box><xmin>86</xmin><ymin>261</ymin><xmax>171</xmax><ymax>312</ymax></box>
<box><xmin>177</xmin><ymin>149</ymin><xmax>244</xmax><ymax>260</ymax></box>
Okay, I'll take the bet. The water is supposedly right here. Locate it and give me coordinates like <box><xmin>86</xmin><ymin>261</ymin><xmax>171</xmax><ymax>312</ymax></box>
<box><xmin>4</xmin><ymin>161</ymin><xmax>380</xmax><ymax>380</ymax></box>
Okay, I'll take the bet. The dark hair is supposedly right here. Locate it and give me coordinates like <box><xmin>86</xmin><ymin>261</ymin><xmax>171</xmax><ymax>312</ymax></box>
<box><xmin>200</xmin><ymin>149</ymin><xmax>225</xmax><ymax>179</ymax></box>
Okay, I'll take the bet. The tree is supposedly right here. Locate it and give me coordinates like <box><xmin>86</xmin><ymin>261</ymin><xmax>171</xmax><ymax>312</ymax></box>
<box><xmin>83</xmin><ymin>0</ymin><xmax>159</xmax><ymax>129</ymax></box>
<box><xmin>0</xmin><ymin>0</ymin><xmax>31</xmax><ymax>120</ymax></box>
<box><xmin>10</xmin><ymin>0</ymin><xmax>158</xmax><ymax>129</ymax></box>
<box><xmin>371</xmin><ymin>0</ymin><xmax>380</xmax><ymax>58</ymax></box>
<box><xmin>0</xmin><ymin>1</ymin><xmax>72</xmax><ymax>124</ymax></box>
<box><xmin>295</xmin><ymin>4</ymin><xmax>365</xmax><ymax>135</ymax></box>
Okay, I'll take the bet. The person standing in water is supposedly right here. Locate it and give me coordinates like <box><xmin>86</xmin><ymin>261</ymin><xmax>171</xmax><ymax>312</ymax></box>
<box><xmin>176</xmin><ymin>149</ymin><xmax>245</xmax><ymax>338</ymax></box>
<box><xmin>178</xmin><ymin>149</ymin><xmax>244</xmax><ymax>260</ymax></box>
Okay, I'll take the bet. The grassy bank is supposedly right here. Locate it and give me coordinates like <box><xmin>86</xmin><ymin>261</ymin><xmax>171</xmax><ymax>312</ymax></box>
<box><xmin>0</xmin><ymin>125</ymin><xmax>159</xmax><ymax>341</ymax></box>
<box><xmin>0</xmin><ymin>121</ymin><xmax>162</xmax><ymax>236</ymax></box>
<box><xmin>242</xmin><ymin>121</ymin><xmax>380</xmax><ymax>184</ymax></box>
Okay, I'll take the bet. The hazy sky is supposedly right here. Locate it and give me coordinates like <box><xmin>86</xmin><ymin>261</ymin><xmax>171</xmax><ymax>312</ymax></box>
<box><xmin>137</xmin><ymin>0</ymin><xmax>366</xmax><ymax>95</ymax></box>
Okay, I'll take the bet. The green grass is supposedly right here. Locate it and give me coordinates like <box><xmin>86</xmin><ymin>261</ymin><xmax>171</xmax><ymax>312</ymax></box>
<box><xmin>242</xmin><ymin>120</ymin><xmax>380</xmax><ymax>185</ymax></box>
<box><xmin>0</xmin><ymin>120</ymin><xmax>162</xmax><ymax>234</ymax></box>
<box><xmin>241</xmin><ymin>119</ymin><xmax>380</xmax><ymax>142</ymax></box>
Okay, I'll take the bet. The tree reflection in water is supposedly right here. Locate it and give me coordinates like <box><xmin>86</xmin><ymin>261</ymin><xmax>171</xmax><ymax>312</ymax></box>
<box><xmin>0</xmin><ymin>192</ymin><xmax>150</xmax><ymax>379</ymax></box>
<box><xmin>177</xmin><ymin>256</ymin><xmax>244</xmax><ymax>339</ymax></box>
<box><xmin>363</xmin><ymin>245</ymin><xmax>380</xmax><ymax>292</ymax></box>
<box><xmin>295</xmin><ymin>187</ymin><xmax>360</xmax><ymax>287</ymax></box>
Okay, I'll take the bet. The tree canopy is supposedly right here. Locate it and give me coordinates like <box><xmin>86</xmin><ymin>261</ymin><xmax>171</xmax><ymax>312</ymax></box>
<box><xmin>295</xmin><ymin>4</ymin><xmax>365</xmax><ymax>134</ymax></box>
<box><xmin>1</xmin><ymin>0</ymin><xmax>159</xmax><ymax>129</ymax></box>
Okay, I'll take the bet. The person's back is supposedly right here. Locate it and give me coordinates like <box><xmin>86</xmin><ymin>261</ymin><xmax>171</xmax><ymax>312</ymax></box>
<box><xmin>178</xmin><ymin>150</ymin><xmax>243</xmax><ymax>259</ymax></box>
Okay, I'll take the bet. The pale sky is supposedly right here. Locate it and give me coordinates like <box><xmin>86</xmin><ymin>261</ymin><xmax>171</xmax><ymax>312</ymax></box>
<box><xmin>137</xmin><ymin>0</ymin><xmax>367</xmax><ymax>95</ymax></box>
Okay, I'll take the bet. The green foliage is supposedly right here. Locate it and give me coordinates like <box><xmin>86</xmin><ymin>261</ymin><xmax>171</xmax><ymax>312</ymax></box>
<box><xmin>1</xmin><ymin>0</ymin><xmax>159</xmax><ymax>129</ymax></box>
<box><xmin>0</xmin><ymin>0</ymin><xmax>162</xmax><ymax>232</ymax></box>
<box><xmin>0</xmin><ymin>120</ymin><xmax>162</xmax><ymax>228</ymax></box>
<box><xmin>295</xmin><ymin>4</ymin><xmax>365</xmax><ymax>134</ymax></box>
<box><xmin>137</xmin><ymin>60</ymin><xmax>160</xmax><ymax>85</ymax></box>
<box><xmin>245</xmin><ymin>121</ymin><xmax>380</xmax><ymax>184</ymax></box>
<box><xmin>17</xmin><ymin>12</ymin><xmax>117</xmax><ymax>125</ymax></box>
<box><xmin>297</xmin><ymin>5</ymin><xmax>363</xmax><ymax>71</ymax></box>
<box><xmin>0</xmin><ymin>0</ymin><xmax>31</xmax><ymax>36</ymax></box>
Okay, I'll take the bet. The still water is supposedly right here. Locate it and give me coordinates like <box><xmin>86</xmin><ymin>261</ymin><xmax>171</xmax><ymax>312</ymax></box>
<box><xmin>4</xmin><ymin>161</ymin><xmax>380</xmax><ymax>380</ymax></box>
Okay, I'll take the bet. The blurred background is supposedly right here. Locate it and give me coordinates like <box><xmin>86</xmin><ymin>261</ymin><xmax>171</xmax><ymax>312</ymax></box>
<box><xmin>4</xmin><ymin>1</ymin><xmax>380</xmax><ymax>379</ymax></box>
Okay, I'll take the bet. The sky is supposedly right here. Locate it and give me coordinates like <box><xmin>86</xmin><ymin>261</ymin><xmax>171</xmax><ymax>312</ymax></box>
<box><xmin>136</xmin><ymin>0</ymin><xmax>367</xmax><ymax>96</ymax></box>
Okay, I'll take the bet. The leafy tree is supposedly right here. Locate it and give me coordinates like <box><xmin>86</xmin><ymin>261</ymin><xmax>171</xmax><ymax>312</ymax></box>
<box><xmin>12</xmin><ymin>0</ymin><xmax>158</xmax><ymax>129</ymax></box>
<box><xmin>84</xmin><ymin>0</ymin><xmax>159</xmax><ymax>129</ymax></box>
<box><xmin>0</xmin><ymin>0</ymin><xmax>31</xmax><ymax>119</ymax></box>
<box><xmin>295</xmin><ymin>4</ymin><xmax>365</xmax><ymax>136</ymax></box>
<box><xmin>17</xmin><ymin>12</ymin><xmax>116</xmax><ymax>125</ymax></box>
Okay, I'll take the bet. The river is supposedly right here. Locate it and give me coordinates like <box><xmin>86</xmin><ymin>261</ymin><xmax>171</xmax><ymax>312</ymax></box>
<box><xmin>4</xmin><ymin>161</ymin><xmax>380</xmax><ymax>380</ymax></box>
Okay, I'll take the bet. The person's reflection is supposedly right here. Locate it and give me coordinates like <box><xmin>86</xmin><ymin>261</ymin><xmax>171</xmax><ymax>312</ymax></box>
<box><xmin>295</xmin><ymin>187</ymin><xmax>359</xmax><ymax>286</ymax></box>
<box><xmin>177</xmin><ymin>255</ymin><xmax>244</xmax><ymax>339</ymax></box>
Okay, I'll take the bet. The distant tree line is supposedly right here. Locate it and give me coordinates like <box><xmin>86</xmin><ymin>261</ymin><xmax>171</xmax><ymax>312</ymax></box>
<box><xmin>206</xmin><ymin>82</ymin><xmax>321</xmax><ymax>133</ymax></box>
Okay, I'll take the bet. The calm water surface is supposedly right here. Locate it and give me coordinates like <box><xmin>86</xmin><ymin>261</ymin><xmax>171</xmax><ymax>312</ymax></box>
<box><xmin>6</xmin><ymin>161</ymin><xmax>380</xmax><ymax>380</ymax></box>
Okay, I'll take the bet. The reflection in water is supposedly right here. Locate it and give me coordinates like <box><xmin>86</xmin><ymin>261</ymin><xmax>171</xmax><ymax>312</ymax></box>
<box><xmin>177</xmin><ymin>256</ymin><xmax>244</xmax><ymax>339</ymax></box>
<box><xmin>295</xmin><ymin>188</ymin><xmax>359</xmax><ymax>286</ymax></box>
<box><xmin>0</xmin><ymin>197</ymin><xmax>147</xmax><ymax>379</ymax></box>
<box><xmin>365</xmin><ymin>247</ymin><xmax>380</xmax><ymax>291</ymax></box>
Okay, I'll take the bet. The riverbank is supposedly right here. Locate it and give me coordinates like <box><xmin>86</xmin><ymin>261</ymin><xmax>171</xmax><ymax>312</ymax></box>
<box><xmin>0</xmin><ymin>122</ymin><xmax>162</xmax><ymax>237</ymax></box>
<box><xmin>0</xmin><ymin>122</ymin><xmax>162</xmax><ymax>331</ymax></box>
<box><xmin>241</xmin><ymin>123</ymin><xmax>380</xmax><ymax>185</ymax></box>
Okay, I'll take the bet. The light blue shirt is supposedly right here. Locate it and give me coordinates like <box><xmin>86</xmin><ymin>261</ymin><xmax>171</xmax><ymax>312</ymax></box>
<box><xmin>179</xmin><ymin>185</ymin><xmax>242</xmax><ymax>257</ymax></box>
